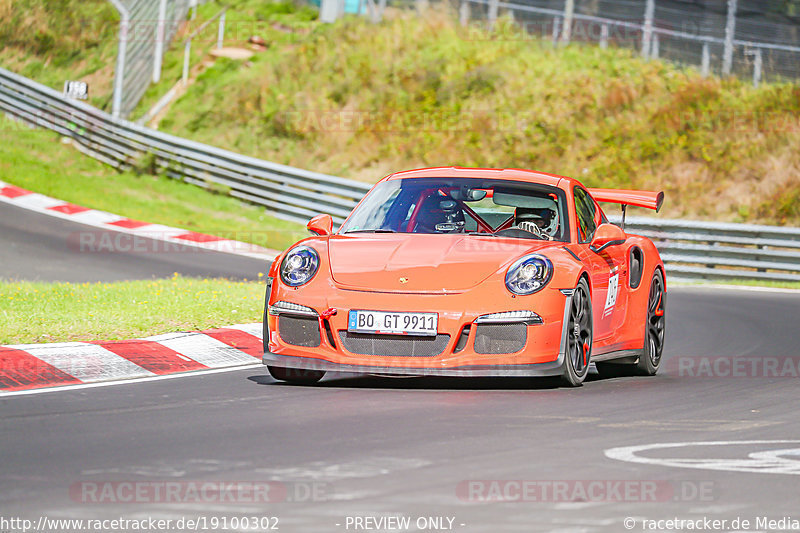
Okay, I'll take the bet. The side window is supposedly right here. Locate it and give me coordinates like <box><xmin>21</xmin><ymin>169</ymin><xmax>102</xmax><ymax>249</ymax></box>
<box><xmin>574</xmin><ymin>187</ymin><xmax>597</xmax><ymax>243</ymax></box>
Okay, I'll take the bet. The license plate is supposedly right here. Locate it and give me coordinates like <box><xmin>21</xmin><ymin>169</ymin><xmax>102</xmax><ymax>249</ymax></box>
<box><xmin>348</xmin><ymin>310</ymin><xmax>438</xmax><ymax>336</ymax></box>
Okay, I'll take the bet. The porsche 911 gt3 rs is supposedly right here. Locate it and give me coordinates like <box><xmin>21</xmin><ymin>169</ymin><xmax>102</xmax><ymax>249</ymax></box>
<box><xmin>262</xmin><ymin>167</ymin><xmax>666</xmax><ymax>386</ymax></box>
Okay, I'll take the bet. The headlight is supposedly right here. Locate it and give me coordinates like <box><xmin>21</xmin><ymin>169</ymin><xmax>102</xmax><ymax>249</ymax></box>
<box><xmin>505</xmin><ymin>254</ymin><xmax>553</xmax><ymax>295</ymax></box>
<box><xmin>280</xmin><ymin>246</ymin><xmax>320</xmax><ymax>287</ymax></box>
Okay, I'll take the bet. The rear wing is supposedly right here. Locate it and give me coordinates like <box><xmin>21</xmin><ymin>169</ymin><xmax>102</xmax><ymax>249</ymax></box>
<box><xmin>587</xmin><ymin>188</ymin><xmax>664</xmax><ymax>212</ymax></box>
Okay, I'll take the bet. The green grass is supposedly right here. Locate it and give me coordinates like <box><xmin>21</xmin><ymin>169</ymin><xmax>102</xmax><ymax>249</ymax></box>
<box><xmin>0</xmin><ymin>116</ymin><xmax>306</xmax><ymax>251</ymax></box>
<box><xmin>0</xmin><ymin>0</ymin><xmax>120</xmax><ymax>110</ymax></box>
<box><xmin>0</xmin><ymin>275</ymin><xmax>265</xmax><ymax>344</ymax></box>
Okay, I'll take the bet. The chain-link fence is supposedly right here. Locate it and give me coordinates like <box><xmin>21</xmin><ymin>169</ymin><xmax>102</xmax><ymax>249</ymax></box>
<box><xmin>359</xmin><ymin>0</ymin><xmax>800</xmax><ymax>85</ymax></box>
<box><xmin>108</xmin><ymin>0</ymin><xmax>193</xmax><ymax>118</ymax></box>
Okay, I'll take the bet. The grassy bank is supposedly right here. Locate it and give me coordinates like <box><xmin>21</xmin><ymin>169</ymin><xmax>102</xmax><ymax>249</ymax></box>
<box><xmin>150</xmin><ymin>2</ymin><xmax>800</xmax><ymax>226</ymax></box>
<box><xmin>0</xmin><ymin>275</ymin><xmax>264</xmax><ymax>344</ymax></box>
<box><xmin>0</xmin><ymin>0</ymin><xmax>120</xmax><ymax>110</ymax></box>
<box><xmin>0</xmin><ymin>116</ymin><xmax>306</xmax><ymax>250</ymax></box>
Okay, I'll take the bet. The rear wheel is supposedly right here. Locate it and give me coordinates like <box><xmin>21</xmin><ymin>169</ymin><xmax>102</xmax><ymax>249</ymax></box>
<box><xmin>562</xmin><ymin>278</ymin><xmax>592</xmax><ymax>387</ymax></box>
<box><xmin>637</xmin><ymin>269</ymin><xmax>665</xmax><ymax>375</ymax></box>
<box><xmin>595</xmin><ymin>269</ymin><xmax>665</xmax><ymax>377</ymax></box>
<box><xmin>267</xmin><ymin>365</ymin><xmax>325</xmax><ymax>385</ymax></box>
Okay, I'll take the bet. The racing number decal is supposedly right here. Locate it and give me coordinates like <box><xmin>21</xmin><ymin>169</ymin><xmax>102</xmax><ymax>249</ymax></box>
<box><xmin>605</xmin><ymin>271</ymin><xmax>619</xmax><ymax>311</ymax></box>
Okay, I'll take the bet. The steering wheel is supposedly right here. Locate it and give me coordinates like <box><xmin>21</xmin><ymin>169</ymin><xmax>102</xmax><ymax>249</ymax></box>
<box><xmin>516</xmin><ymin>221</ymin><xmax>546</xmax><ymax>239</ymax></box>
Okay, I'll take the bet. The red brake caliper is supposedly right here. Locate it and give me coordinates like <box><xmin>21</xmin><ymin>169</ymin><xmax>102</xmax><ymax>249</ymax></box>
<box><xmin>654</xmin><ymin>292</ymin><xmax>664</xmax><ymax>317</ymax></box>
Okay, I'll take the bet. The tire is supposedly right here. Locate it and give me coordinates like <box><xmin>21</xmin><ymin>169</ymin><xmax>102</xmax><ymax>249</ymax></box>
<box><xmin>267</xmin><ymin>365</ymin><xmax>325</xmax><ymax>385</ymax></box>
<box><xmin>595</xmin><ymin>269</ymin><xmax>665</xmax><ymax>378</ymax></box>
<box><xmin>636</xmin><ymin>269</ymin><xmax>665</xmax><ymax>376</ymax></box>
<box><xmin>562</xmin><ymin>277</ymin><xmax>593</xmax><ymax>387</ymax></box>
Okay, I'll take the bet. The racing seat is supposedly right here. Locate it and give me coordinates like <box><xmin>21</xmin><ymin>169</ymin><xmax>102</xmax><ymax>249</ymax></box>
<box><xmin>414</xmin><ymin>195</ymin><xmax>466</xmax><ymax>234</ymax></box>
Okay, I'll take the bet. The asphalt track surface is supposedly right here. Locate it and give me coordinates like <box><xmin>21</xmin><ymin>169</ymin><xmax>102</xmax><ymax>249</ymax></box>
<box><xmin>0</xmin><ymin>203</ymin><xmax>267</xmax><ymax>282</ymax></box>
<box><xmin>2</xmin><ymin>204</ymin><xmax>800</xmax><ymax>532</ymax></box>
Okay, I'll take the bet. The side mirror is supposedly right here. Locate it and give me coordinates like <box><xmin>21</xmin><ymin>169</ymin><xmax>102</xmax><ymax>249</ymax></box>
<box><xmin>590</xmin><ymin>223</ymin><xmax>627</xmax><ymax>253</ymax></box>
<box><xmin>307</xmin><ymin>214</ymin><xmax>333</xmax><ymax>236</ymax></box>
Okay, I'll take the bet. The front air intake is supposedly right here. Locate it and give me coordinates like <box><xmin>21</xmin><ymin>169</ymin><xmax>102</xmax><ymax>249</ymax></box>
<box><xmin>474</xmin><ymin>323</ymin><xmax>527</xmax><ymax>354</ymax></box>
<box><xmin>339</xmin><ymin>332</ymin><xmax>450</xmax><ymax>357</ymax></box>
<box><xmin>278</xmin><ymin>315</ymin><xmax>321</xmax><ymax>347</ymax></box>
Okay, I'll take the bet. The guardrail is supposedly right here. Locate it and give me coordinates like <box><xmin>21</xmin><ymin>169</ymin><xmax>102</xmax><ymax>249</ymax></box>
<box><xmin>615</xmin><ymin>216</ymin><xmax>800</xmax><ymax>283</ymax></box>
<box><xmin>1</xmin><ymin>66</ymin><xmax>799</xmax><ymax>283</ymax></box>
<box><xmin>0</xmin><ymin>67</ymin><xmax>369</xmax><ymax>226</ymax></box>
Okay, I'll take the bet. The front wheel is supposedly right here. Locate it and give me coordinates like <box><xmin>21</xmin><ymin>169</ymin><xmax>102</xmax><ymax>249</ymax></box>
<box><xmin>562</xmin><ymin>278</ymin><xmax>593</xmax><ymax>387</ymax></box>
<box><xmin>267</xmin><ymin>365</ymin><xmax>325</xmax><ymax>385</ymax></box>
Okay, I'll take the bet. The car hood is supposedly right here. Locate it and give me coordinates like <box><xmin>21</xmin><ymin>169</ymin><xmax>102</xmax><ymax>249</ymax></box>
<box><xmin>328</xmin><ymin>234</ymin><xmax>554</xmax><ymax>293</ymax></box>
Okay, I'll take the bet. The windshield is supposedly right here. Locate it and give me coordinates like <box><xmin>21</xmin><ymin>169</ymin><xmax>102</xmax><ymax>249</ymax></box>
<box><xmin>340</xmin><ymin>177</ymin><xmax>570</xmax><ymax>242</ymax></box>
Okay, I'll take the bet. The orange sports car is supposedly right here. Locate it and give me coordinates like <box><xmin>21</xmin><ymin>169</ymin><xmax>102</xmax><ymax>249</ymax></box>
<box><xmin>262</xmin><ymin>167</ymin><xmax>666</xmax><ymax>386</ymax></box>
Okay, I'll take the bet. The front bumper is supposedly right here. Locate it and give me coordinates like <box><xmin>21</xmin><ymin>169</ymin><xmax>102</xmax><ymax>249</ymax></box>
<box><xmin>263</xmin><ymin>350</ymin><xmax>565</xmax><ymax>377</ymax></box>
<box><xmin>262</xmin><ymin>280</ymin><xmax>574</xmax><ymax>378</ymax></box>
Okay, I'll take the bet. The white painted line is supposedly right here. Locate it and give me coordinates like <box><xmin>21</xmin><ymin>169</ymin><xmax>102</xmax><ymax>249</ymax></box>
<box><xmin>0</xmin><ymin>183</ymin><xmax>279</xmax><ymax>261</ymax></box>
<box><xmin>0</xmin><ymin>363</ymin><xmax>262</xmax><ymax>398</ymax></box>
<box><xmin>20</xmin><ymin>342</ymin><xmax>155</xmax><ymax>382</ymax></box>
<box><xmin>70</xmin><ymin>210</ymin><xmax>125</xmax><ymax>225</ymax></box>
<box><xmin>148</xmin><ymin>332</ymin><xmax>258</xmax><ymax>367</ymax></box>
<box><xmin>12</xmin><ymin>193</ymin><xmax>65</xmax><ymax>210</ymax></box>
<box><xmin>605</xmin><ymin>440</ymin><xmax>800</xmax><ymax>475</ymax></box>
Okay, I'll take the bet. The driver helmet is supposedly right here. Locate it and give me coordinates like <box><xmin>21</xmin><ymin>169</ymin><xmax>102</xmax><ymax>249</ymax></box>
<box><xmin>515</xmin><ymin>199</ymin><xmax>558</xmax><ymax>237</ymax></box>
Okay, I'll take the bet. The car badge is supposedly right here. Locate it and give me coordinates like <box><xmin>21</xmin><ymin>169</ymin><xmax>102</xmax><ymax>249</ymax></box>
<box><xmin>399</xmin><ymin>277</ymin><xmax>409</xmax><ymax>284</ymax></box>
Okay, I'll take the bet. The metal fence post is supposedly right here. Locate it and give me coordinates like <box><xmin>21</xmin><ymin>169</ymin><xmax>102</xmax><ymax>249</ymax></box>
<box><xmin>320</xmin><ymin>0</ymin><xmax>340</xmax><ymax>23</ymax></box>
<box><xmin>459</xmin><ymin>1</ymin><xmax>469</xmax><ymax>27</ymax></box>
<box><xmin>488</xmin><ymin>0</ymin><xmax>498</xmax><ymax>30</ymax></box>
<box><xmin>552</xmin><ymin>17</ymin><xmax>561</xmax><ymax>47</ymax></box>
<box><xmin>561</xmin><ymin>0</ymin><xmax>574</xmax><ymax>44</ymax></box>
<box><xmin>217</xmin><ymin>11</ymin><xmax>226</xmax><ymax>50</ymax></box>
<box><xmin>365</xmin><ymin>0</ymin><xmax>380</xmax><ymax>22</ymax></box>
<box><xmin>600</xmin><ymin>24</ymin><xmax>609</xmax><ymax>49</ymax></box>
<box><xmin>641</xmin><ymin>0</ymin><xmax>655</xmax><ymax>59</ymax></box>
<box><xmin>153</xmin><ymin>0</ymin><xmax>168</xmax><ymax>83</ymax></box>
<box><xmin>701</xmin><ymin>42</ymin><xmax>710</xmax><ymax>77</ymax></box>
<box><xmin>182</xmin><ymin>40</ymin><xmax>191</xmax><ymax>85</ymax></box>
<box><xmin>753</xmin><ymin>48</ymin><xmax>763</xmax><ymax>87</ymax></box>
<box><xmin>651</xmin><ymin>33</ymin><xmax>660</xmax><ymax>58</ymax></box>
<box><xmin>107</xmin><ymin>0</ymin><xmax>129</xmax><ymax>118</ymax></box>
<box><xmin>723</xmin><ymin>0</ymin><xmax>737</xmax><ymax>75</ymax></box>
